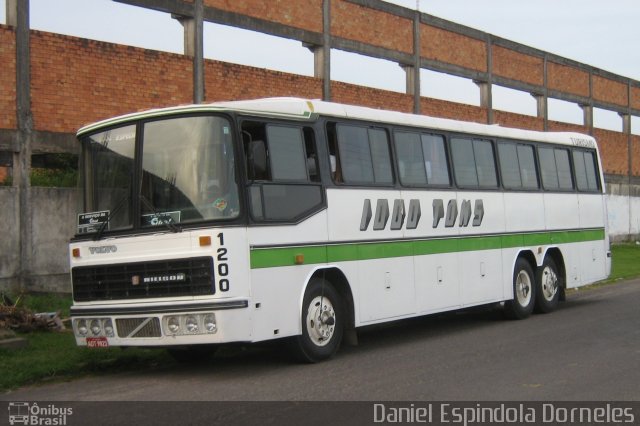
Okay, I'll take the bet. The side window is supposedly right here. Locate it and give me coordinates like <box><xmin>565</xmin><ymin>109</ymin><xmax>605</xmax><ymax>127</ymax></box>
<box><xmin>539</xmin><ymin>147</ymin><xmax>574</xmax><ymax>191</ymax></box>
<box><xmin>498</xmin><ymin>143</ymin><xmax>520</xmax><ymax>188</ymax></box>
<box><xmin>573</xmin><ymin>150</ymin><xmax>600</xmax><ymax>192</ymax></box>
<box><xmin>451</xmin><ymin>138</ymin><xmax>477</xmax><ymax>186</ymax></box>
<box><xmin>555</xmin><ymin>148</ymin><xmax>573</xmax><ymax>190</ymax></box>
<box><xmin>474</xmin><ymin>140</ymin><xmax>497</xmax><ymax>187</ymax></box>
<box><xmin>451</xmin><ymin>137</ymin><xmax>498</xmax><ymax>188</ymax></box>
<box><xmin>266</xmin><ymin>126</ymin><xmax>308</xmax><ymax>181</ymax></box>
<box><xmin>498</xmin><ymin>142</ymin><xmax>539</xmax><ymax>190</ymax></box>
<box><xmin>422</xmin><ymin>134</ymin><xmax>450</xmax><ymax>186</ymax></box>
<box><xmin>538</xmin><ymin>147</ymin><xmax>558</xmax><ymax>189</ymax></box>
<box><xmin>243</xmin><ymin>122</ymin><xmax>319</xmax><ymax>183</ymax></box>
<box><xmin>328</xmin><ymin>123</ymin><xmax>393</xmax><ymax>185</ymax></box>
<box><xmin>242</xmin><ymin>121</ymin><xmax>323</xmax><ymax>222</ymax></box>
<box><xmin>395</xmin><ymin>132</ymin><xmax>426</xmax><ymax>185</ymax></box>
<box><xmin>518</xmin><ymin>145</ymin><xmax>539</xmax><ymax>189</ymax></box>
<box><xmin>394</xmin><ymin>131</ymin><xmax>449</xmax><ymax>186</ymax></box>
<box><xmin>336</xmin><ymin>125</ymin><xmax>373</xmax><ymax>184</ymax></box>
<box><xmin>369</xmin><ymin>129</ymin><xmax>394</xmax><ymax>184</ymax></box>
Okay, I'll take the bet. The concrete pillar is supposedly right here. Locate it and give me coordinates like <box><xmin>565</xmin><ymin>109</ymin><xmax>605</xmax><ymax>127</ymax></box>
<box><xmin>581</xmin><ymin>104</ymin><xmax>593</xmax><ymax>132</ymax></box>
<box><xmin>304</xmin><ymin>44</ymin><xmax>327</xmax><ymax>80</ymax></box>
<box><xmin>176</xmin><ymin>16</ymin><xmax>196</xmax><ymax>57</ymax></box>
<box><xmin>411</xmin><ymin>9</ymin><xmax>421</xmax><ymax>114</ymax></box>
<box><xmin>620</xmin><ymin>113</ymin><xmax>631</xmax><ymax>135</ymax></box>
<box><xmin>475</xmin><ymin>80</ymin><xmax>493</xmax><ymax>123</ymax></box>
<box><xmin>531</xmin><ymin>93</ymin><xmax>547</xmax><ymax>119</ymax></box>
<box><xmin>532</xmin><ymin>93</ymin><xmax>548</xmax><ymax>131</ymax></box>
<box><xmin>401</xmin><ymin>65</ymin><xmax>418</xmax><ymax>96</ymax></box>
<box><xmin>193</xmin><ymin>0</ymin><xmax>204</xmax><ymax>104</ymax></box>
<box><xmin>173</xmin><ymin>0</ymin><xmax>204</xmax><ymax>104</ymax></box>
<box><xmin>482</xmin><ymin>36</ymin><xmax>494</xmax><ymax>124</ymax></box>
<box><xmin>6</xmin><ymin>0</ymin><xmax>17</xmax><ymax>27</ymax></box>
<box><xmin>321</xmin><ymin>0</ymin><xmax>331</xmax><ymax>101</ymax></box>
<box><xmin>621</xmin><ymin>112</ymin><xmax>633</xmax><ymax>219</ymax></box>
<box><xmin>15</xmin><ymin>0</ymin><xmax>33</xmax><ymax>292</ymax></box>
<box><xmin>304</xmin><ymin>1</ymin><xmax>331</xmax><ymax>101</ymax></box>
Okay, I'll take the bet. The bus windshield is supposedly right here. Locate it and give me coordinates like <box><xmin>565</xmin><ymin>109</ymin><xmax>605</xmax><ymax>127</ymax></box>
<box><xmin>78</xmin><ymin>115</ymin><xmax>239</xmax><ymax>235</ymax></box>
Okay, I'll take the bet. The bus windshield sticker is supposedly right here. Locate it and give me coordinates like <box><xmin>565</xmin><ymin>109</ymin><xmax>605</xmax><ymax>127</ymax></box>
<box><xmin>213</xmin><ymin>198</ymin><xmax>228</xmax><ymax>212</ymax></box>
<box><xmin>141</xmin><ymin>211</ymin><xmax>181</xmax><ymax>227</ymax></box>
<box><xmin>77</xmin><ymin>210</ymin><xmax>110</xmax><ymax>234</ymax></box>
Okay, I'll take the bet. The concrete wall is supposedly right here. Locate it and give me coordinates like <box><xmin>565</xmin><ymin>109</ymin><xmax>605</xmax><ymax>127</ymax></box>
<box><xmin>0</xmin><ymin>188</ymin><xmax>20</xmax><ymax>284</ymax></box>
<box><xmin>606</xmin><ymin>181</ymin><xmax>640</xmax><ymax>243</ymax></box>
<box><xmin>0</xmin><ymin>187</ymin><xmax>77</xmax><ymax>293</ymax></box>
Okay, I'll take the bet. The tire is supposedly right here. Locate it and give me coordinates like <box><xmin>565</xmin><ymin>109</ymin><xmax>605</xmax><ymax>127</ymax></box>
<box><xmin>167</xmin><ymin>345</ymin><xmax>218</xmax><ymax>363</ymax></box>
<box><xmin>535</xmin><ymin>257</ymin><xmax>561</xmax><ymax>313</ymax></box>
<box><xmin>504</xmin><ymin>257</ymin><xmax>536</xmax><ymax>320</ymax></box>
<box><xmin>290</xmin><ymin>278</ymin><xmax>344</xmax><ymax>363</ymax></box>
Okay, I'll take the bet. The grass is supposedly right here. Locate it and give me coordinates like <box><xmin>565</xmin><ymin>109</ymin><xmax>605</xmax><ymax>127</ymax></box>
<box><xmin>608</xmin><ymin>243</ymin><xmax>640</xmax><ymax>282</ymax></box>
<box><xmin>1</xmin><ymin>293</ymin><xmax>172</xmax><ymax>391</ymax></box>
<box><xmin>1</xmin><ymin>243</ymin><xmax>640</xmax><ymax>392</ymax></box>
<box><xmin>30</xmin><ymin>168</ymin><xmax>78</xmax><ymax>188</ymax></box>
<box><xmin>17</xmin><ymin>292</ymin><xmax>73</xmax><ymax>318</ymax></box>
<box><xmin>0</xmin><ymin>332</ymin><xmax>172</xmax><ymax>391</ymax></box>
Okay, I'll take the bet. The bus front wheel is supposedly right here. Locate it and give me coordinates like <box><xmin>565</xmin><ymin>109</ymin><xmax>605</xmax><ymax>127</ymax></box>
<box><xmin>505</xmin><ymin>258</ymin><xmax>536</xmax><ymax>320</ymax></box>
<box><xmin>291</xmin><ymin>278</ymin><xmax>344</xmax><ymax>363</ymax></box>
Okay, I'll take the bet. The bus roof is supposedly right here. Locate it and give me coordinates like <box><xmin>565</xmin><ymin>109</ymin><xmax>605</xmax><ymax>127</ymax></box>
<box><xmin>77</xmin><ymin>97</ymin><xmax>597</xmax><ymax>149</ymax></box>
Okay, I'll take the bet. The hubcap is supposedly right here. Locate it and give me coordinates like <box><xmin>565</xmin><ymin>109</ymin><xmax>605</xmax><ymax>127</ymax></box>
<box><xmin>306</xmin><ymin>296</ymin><xmax>336</xmax><ymax>347</ymax></box>
<box><xmin>516</xmin><ymin>270</ymin><xmax>532</xmax><ymax>307</ymax></box>
<box><xmin>541</xmin><ymin>266</ymin><xmax>558</xmax><ymax>301</ymax></box>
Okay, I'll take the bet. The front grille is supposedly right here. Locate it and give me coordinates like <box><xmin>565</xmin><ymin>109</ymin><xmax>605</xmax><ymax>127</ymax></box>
<box><xmin>72</xmin><ymin>257</ymin><xmax>214</xmax><ymax>302</ymax></box>
<box><xmin>116</xmin><ymin>317</ymin><xmax>162</xmax><ymax>338</ymax></box>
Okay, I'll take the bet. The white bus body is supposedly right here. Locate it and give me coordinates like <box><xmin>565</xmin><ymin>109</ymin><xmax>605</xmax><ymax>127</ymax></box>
<box><xmin>69</xmin><ymin>98</ymin><xmax>611</xmax><ymax>361</ymax></box>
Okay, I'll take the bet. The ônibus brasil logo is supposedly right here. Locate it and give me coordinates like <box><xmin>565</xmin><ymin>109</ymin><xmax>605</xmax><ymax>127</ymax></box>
<box><xmin>8</xmin><ymin>402</ymin><xmax>73</xmax><ymax>425</ymax></box>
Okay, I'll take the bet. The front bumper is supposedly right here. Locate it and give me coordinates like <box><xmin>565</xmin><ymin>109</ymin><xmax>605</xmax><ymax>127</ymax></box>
<box><xmin>70</xmin><ymin>299</ymin><xmax>251</xmax><ymax>347</ymax></box>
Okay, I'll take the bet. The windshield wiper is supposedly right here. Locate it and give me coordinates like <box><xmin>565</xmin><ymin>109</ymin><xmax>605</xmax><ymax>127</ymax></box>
<box><xmin>139</xmin><ymin>195</ymin><xmax>182</xmax><ymax>233</ymax></box>
<box><xmin>93</xmin><ymin>195</ymin><xmax>128</xmax><ymax>241</ymax></box>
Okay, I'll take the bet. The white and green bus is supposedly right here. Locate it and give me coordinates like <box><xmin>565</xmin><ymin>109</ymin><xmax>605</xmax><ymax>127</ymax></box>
<box><xmin>69</xmin><ymin>97</ymin><xmax>611</xmax><ymax>362</ymax></box>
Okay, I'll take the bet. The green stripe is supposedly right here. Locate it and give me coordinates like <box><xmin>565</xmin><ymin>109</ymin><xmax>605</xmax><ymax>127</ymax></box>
<box><xmin>249</xmin><ymin>228</ymin><xmax>605</xmax><ymax>269</ymax></box>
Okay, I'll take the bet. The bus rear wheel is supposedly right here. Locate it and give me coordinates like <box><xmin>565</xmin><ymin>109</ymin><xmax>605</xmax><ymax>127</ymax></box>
<box><xmin>505</xmin><ymin>258</ymin><xmax>536</xmax><ymax>320</ymax></box>
<box><xmin>535</xmin><ymin>257</ymin><xmax>560</xmax><ymax>313</ymax></box>
<box><xmin>291</xmin><ymin>278</ymin><xmax>344</xmax><ymax>363</ymax></box>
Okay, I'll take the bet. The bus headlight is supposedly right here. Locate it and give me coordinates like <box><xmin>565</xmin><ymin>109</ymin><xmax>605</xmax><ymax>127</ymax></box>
<box><xmin>203</xmin><ymin>314</ymin><xmax>217</xmax><ymax>333</ymax></box>
<box><xmin>103</xmin><ymin>319</ymin><xmax>115</xmax><ymax>337</ymax></box>
<box><xmin>163</xmin><ymin>313</ymin><xmax>217</xmax><ymax>336</ymax></box>
<box><xmin>90</xmin><ymin>319</ymin><xmax>102</xmax><ymax>336</ymax></box>
<box><xmin>77</xmin><ymin>319</ymin><xmax>88</xmax><ymax>336</ymax></box>
<box><xmin>185</xmin><ymin>316</ymin><xmax>199</xmax><ymax>333</ymax></box>
<box><xmin>167</xmin><ymin>317</ymin><xmax>180</xmax><ymax>334</ymax></box>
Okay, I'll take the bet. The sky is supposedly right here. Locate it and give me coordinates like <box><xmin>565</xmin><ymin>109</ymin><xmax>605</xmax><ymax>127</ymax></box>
<box><xmin>1</xmin><ymin>0</ymin><xmax>639</xmax><ymax>133</ymax></box>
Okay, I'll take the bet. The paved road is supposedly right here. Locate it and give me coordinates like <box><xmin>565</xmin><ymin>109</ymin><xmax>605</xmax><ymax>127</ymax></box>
<box><xmin>3</xmin><ymin>279</ymin><xmax>640</xmax><ymax>402</ymax></box>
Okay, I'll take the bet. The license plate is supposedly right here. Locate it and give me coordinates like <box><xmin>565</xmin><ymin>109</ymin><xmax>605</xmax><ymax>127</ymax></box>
<box><xmin>86</xmin><ymin>337</ymin><xmax>109</xmax><ymax>348</ymax></box>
